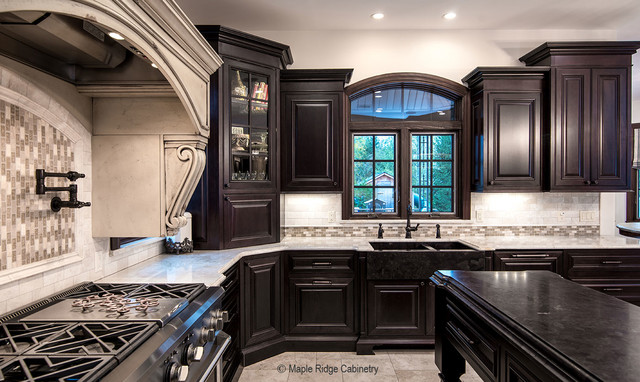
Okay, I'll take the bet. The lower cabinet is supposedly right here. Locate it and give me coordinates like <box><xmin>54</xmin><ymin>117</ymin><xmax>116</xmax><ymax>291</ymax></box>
<box><xmin>565</xmin><ymin>249</ymin><xmax>640</xmax><ymax>306</ymax></box>
<box><xmin>240</xmin><ymin>253</ymin><xmax>282</xmax><ymax>349</ymax></box>
<box><xmin>287</xmin><ymin>276</ymin><xmax>355</xmax><ymax>334</ymax></box>
<box><xmin>220</xmin><ymin>264</ymin><xmax>241</xmax><ymax>382</ymax></box>
<box><xmin>494</xmin><ymin>250</ymin><xmax>564</xmax><ymax>275</ymax></box>
<box><xmin>366</xmin><ymin>280</ymin><xmax>428</xmax><ymax>337</ymax></box>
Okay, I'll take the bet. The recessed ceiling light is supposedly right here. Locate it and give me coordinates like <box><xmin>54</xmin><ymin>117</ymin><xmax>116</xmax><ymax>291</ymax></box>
<box><xmin>371</xmin><ymin>13</ymin><xmax>384</xmax><ymax>20</ymax></box>
<box><xmin>108</xmin><ymin>32</ymin><xmax>125</xmax><ymax>40</ymax></box>
<box><xmin>443</xmin><ymin>12</ymin><xmax>456</xmax><ymax>20</ymax></box>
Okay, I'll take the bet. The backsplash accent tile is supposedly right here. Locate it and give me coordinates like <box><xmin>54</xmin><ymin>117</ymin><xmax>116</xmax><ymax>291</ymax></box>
<box><xmin>284</xmin><ymin>225</ymin><xmax>600</xmax><ymax>238</ymax></box>
<box><xmin>0</xmin><ymin>100</ymin><xmax>75</xmax><ymax>270</ymax></box>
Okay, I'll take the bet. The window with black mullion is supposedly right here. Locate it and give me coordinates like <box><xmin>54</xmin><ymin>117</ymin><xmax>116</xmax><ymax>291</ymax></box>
<box><xmin>411</xmin><ymin>133</ymin><xmax>454</xmax><ymax>213</ymax></box>
<box><xmin>353</xmin><ymin>134</ymin><xmax>396</xmax><ymax>214</ymax></box>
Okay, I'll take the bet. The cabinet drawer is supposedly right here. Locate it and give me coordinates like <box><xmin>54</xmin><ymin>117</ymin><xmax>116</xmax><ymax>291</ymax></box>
<box><xmin>494</xmin><ymin>251</ymin><xmax>563</xmax><ymax>275</ymax></box>
<box><xmin>288</xmin><ymin>252</ymin><xmax>355</xmax><ymax>273</ymax></box>
<box><xmin>445</xmin><ymin>297</ymin><xmax>498</xmax><ymax>379</ymax></box>
<box><xmin>582</xmin><ymin>283</ymin><xmax>640</xmax><ymax>306</ymax></box>
<box><xmin>566</xmin><ymin>250</ymin><xmax>640</xmax><ymax>281</ymax></box>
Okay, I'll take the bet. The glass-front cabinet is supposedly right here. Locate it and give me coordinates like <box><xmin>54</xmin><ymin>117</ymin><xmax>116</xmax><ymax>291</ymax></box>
<box><xmin>230</xmin><ymin>69</ymin><xmax>271</xmax><ymax>182</ymax></box>
<box><xmin>188</xmin><ymin>25</ymin><xmax>292</xmax><ymax>250</ymax></box>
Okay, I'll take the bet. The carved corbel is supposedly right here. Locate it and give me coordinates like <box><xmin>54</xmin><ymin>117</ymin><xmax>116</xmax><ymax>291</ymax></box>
<box><xmin>164</xmin><ymin>135</ymin><xmax>207</xmax><ymax>236</ymax></box>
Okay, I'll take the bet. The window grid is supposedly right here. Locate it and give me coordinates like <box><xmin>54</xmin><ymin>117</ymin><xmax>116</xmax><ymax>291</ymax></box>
<box><xmin>411</xmin><ymin>134</ymin><xmax>454</xmax><ymax>213</ymax></box>
<box><xmin>353</xmin><ymin>134</ymin><xmax>396</xmax><ymax>214</ymax></box>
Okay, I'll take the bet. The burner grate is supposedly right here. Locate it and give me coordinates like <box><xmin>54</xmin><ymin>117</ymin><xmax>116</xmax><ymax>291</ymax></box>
<box><xmin>27</xmin><ymin>322</ymin><xmax>157</xmax><ymax>359</ymax></box>
<box><xmin>126</xmin><ymin>283</ymin><xmax>206</xmax><ymax>301</ymax></box>
<box><xmin>0</xmin><ymin>323</ymin><xmax>68</xmax><ymax>355</ymax></box>
<box><xmin>0</xmin><ymin>355</ymin><xmax>115</xmax><ymax>382</ymax></box>
<box><xmin>63</xmin><ymin>284</ymin><xmax>146</xmax><ymax>300</ymax></box>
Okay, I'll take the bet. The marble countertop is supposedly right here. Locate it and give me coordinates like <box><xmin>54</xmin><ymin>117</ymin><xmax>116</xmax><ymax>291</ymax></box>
<box><xmin>98</xmin><ymin>234</ymin><xmax>640</xmax><ymax>287</ymax></box>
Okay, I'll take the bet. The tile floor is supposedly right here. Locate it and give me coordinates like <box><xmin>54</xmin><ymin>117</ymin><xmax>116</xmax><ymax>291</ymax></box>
<box><xmin>237</xmin><ymin>349</ymin><xmax>483</xmax><ymax>382</ymax></box>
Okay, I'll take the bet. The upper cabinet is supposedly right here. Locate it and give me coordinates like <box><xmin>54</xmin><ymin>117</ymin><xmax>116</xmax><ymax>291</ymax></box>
<box><xmin>463</xmin><ymin>67</ymin><xmax>548</xmax><ymax>192</ymax></box>
<box><xmin>280</xmin><ymin>69</ymin><xmax>353</xmax><ymax>192</ymax></box>
<box><xmin>520</xmin><ymin>41</ymin><xmax>640</xmax><ymax>191</ymax></box>
<box><xmin>188</xmin><ymin>26</ymin><xmax>292</xmax><ymax>249</ymax></box>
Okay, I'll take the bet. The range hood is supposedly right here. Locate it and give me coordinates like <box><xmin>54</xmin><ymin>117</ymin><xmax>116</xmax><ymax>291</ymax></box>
<box><xmin>0</xmin><ymin>0</ymin><xmax>223</xmax><ymax>237</ymax></box>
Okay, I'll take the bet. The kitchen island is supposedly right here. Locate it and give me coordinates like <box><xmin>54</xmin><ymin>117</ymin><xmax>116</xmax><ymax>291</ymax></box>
<box><xmin>430</xmin><ymin>270</ymin><xmax>640</xmax><ymax>381</ymax></box>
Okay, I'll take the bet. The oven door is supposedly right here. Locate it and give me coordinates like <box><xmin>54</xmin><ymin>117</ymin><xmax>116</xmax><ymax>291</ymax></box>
<box><xmin>200</xmin><ymin>331</ymin><xmax>231</xmax><ymax>382</ymax></box>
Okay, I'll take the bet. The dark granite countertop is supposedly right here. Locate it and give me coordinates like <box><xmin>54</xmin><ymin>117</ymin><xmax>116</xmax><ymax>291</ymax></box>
<box><xmin>437</xmin><ymin>270</ymin><xmax>640</xmax><ymax>381</ymax></box>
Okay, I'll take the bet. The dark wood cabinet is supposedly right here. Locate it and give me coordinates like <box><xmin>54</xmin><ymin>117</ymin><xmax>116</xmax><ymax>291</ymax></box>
<box><xmin>565</xmin><ymin>248</ymin><xmax>640</xmax><ymax>306</ymax></box>
<box><xmin>493</xmin><ymin>250</ymin><xmax>564</xmax><ymax>275</ymax></box>
<box><xmin>287</xmin><ymin>276</ymin><xmax>355</xmax><ymax>334</ymax></box>
<box><xmin>280</xmin><ymin>69</ymin><xmax>352</xmax><ymax>192</ymax></box>
<box><xmin>366</xmin><ymin>280</ymin><xmax>428</xmax><ymax>337</ymax></box>
<box><xmin>240</xmin><ymin>253</ymin><xmax>282</xmax><ymax>349</ymax></box>
<box><xmin>520</xmin><ymin>41</ymin><xmax>640</xmax><ymax>191</ymax></box>
<box><xmin>283</xmin><ymin>251</ymin><xmax>358</xmax><ymax>349</ymax></box>
<box><xmin>188</xmin><ymin>26</ymin><xmax>292</xmax><ymax>249</ymax></box>
<box><xmin>463</xmin><ymin>68</ymin><xmax>547</xmax><ymax>192</ymax></box>
<box><xmin>223</xmin><ymin>193</ymin><xmax>278</xmax><ymax>249</ymax></box>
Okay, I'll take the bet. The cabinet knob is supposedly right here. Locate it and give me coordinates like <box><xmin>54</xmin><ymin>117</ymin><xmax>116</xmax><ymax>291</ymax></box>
<box><xmin>333</xmin><ymin>182</ymin><xmax>338</xmax><ymax>186</ymax></box>
<box><xmin>420</xmin><ymin>281</ymin><xmax>425</xmax><ymax>286</ymax></box>
<box><xmin>488</xmin><ymin>180</ymin><xmax>495</xmax><ymax>185</ymax></box>
<box><xmin>584</xmin><ymin>180</ymin><xmax>591</xmax><ymax>185</ymax></box>
<box><xmin>224</xmin><ymin>196</ymin><xmax>230</xmax><ymax>202</ymax></box>
<box><xmin>592</xmin><ymin>180</ymin><xmax>599</xmax><ymax>185</ymax></box>
<box><xmin>224</xmin><ymin>183</ymin><xmax>230</xmax><ymax>188</ymax></box>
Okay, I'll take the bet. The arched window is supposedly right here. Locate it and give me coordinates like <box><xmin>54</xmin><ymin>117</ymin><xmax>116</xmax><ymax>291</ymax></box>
<box><xmin>344</xmin><ymin>73</ymin><xmax>470</xmax><ymax>220</ymax></box>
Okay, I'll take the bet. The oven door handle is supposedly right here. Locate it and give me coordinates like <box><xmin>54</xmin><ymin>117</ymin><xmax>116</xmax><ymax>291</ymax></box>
<box><xmin>198</xmin><ymin>331</ymin><xmax>231</xmax><ymax>382</ymax></box>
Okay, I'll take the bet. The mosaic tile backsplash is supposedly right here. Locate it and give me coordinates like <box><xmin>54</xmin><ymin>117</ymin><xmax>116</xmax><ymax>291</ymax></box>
<box><xmin>0</xmin><ymin>100</ymin><xmax>75</xmax><ymax>271</ymax></box>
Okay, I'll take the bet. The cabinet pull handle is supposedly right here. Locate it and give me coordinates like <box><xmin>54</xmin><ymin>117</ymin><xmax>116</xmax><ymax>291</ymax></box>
<box><xmin>312</xmin><ymin>261</ymin><xmax>332</xmax><ymax>267</ymax></box>
<box><xmin>313</xmin><ymin>280</ymin><xmax>332</xmax><ymax>285</ymax></box>
<box><xmin>512</xmin><ymin>254</ymin><xmax>550</xmax><ymax>258</ymax></box>
<box><xmin>333</xmin><ymin>182</ymin><xmax>338</xmax><ymax>186</ymax></box>
<box><xmin>224</xmin><ymin>196</ymin><xmax>231</xmax><ymax>201</ymax></box>
<box><xmin>603</xmin><ymin>287</ymin><xmax>623</xmax><ymax>292</ymax></box>
<box><xmin>602</xmin><ymin>260</ymin><xmax>622</xmax><ymax>264</ymax></box>
<box><xmin>451</xmin><ymin>324</ymin><xmax>475</xmax><ymax>346</ymax></box>
<box><xmin>584</xmin><ymin>180</ymin><xmax>591</xmax><ymax>185</ymax></box>
<box><xmin>592</xmin><ymin>180</ymin><xmax>599</xmax><ymax>185</ymax></box>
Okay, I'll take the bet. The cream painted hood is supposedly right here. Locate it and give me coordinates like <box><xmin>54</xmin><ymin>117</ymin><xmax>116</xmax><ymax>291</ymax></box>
<box><xmin>0</xmin><ymin>0</ymin><xmax>223</xmax><ymax>237</ymax></box>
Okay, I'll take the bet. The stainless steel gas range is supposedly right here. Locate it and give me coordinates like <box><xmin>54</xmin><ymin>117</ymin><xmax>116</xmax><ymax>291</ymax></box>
<box><xmin>0</xmin><ymin>282</ymin><xmax>230</xmax><ymax>382</ymax></box>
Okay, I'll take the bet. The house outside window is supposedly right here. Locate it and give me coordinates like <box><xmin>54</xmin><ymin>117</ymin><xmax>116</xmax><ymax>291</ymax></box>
<box><xmin>343</xmin><ymin>73</ymin><xmax>470</xmax><ymax>220</ymax></box>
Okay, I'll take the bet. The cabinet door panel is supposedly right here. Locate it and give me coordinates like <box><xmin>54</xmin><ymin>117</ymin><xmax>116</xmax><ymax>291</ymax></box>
<box><xmin>288</xmin><ymin>277</ymin><xmax>355</xmax><ymax>334</ymax></box>
<box><xmin>554</xmin><ymin>68</ymin><xmax>590</xmax><ymax>188</ymax></box>
<box><xmin>281</xmin><ymin>93</ymin><xmax>342</xmax><ymax>191</ymax></box>
<box><xmin>486</xmin><ymin>93</ymin><xmax>540</xmax><ymax>189</ymax></box>
<box><xmin>224</xmin><ymin>193</ymin><xmax>278</xmax><ymax>248</ymax></box>
<box><xmin>241</xmin><ymin>255</ymin><xmax>281</xmax><ymax>347</ymax></box>
<box><xmin>367</xmin><ymin>281</ymin><xmax>426</xmax><ymax>336</ymax></box>
<box><xmin>591</xmin><ymin>68</ymin><xmax>629</xmax><ymax>188</ymax></box>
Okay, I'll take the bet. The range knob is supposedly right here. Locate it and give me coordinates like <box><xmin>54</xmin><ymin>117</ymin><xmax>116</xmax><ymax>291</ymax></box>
<box><xmin>183</xmin><ymin>343</ymin><xmax>205</xmax><ymax>364</ymax></box>
<box><xmin>209</xmin><ymin>310</ymin><xmax>229</xmax><ymax>331</ymax></box>
<box><xmin>167</xmin><ymin>362</ymin><xmax>189</xmax><ymax>382</ymax></box>
<box><xmin>199</xmin><ymin>327</ymin><xmax>216</xmax><ymax>344</ymax></box>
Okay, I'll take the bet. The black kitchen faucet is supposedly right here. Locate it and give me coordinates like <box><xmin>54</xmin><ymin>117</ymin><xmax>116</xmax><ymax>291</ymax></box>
<box><xmin>405</xmin><ymin>205</ymin><xmax>420</xmax><ymax>238</ymax></box>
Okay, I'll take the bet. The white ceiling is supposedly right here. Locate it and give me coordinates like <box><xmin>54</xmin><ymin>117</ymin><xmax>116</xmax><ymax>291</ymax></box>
<box><xmin>176</xmin><ymin>0</ymin><xmax>640</xmax><ymax>34</ymax></box>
